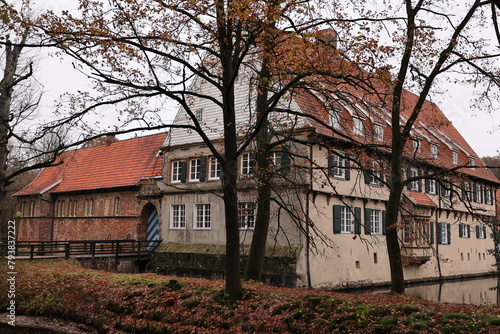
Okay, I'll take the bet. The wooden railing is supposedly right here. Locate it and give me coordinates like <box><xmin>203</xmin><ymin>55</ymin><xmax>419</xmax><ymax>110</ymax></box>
<box><xmin>0</xmin><ymin>239</ymin><xmax>162</xmax><ymax>261</ymax></box>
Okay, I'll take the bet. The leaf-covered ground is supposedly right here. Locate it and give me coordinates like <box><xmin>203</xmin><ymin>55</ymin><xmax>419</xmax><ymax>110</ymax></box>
<box><xmin>2</xmin><ymin>259</ymin><xmax>500</xmax><ymax>333</ymax></box>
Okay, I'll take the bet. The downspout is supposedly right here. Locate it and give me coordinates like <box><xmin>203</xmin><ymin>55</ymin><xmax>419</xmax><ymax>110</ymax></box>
<box><xmin>435</xmin><ymin>192</ymin><xmax>442</xmax><ymax>279</ymax></box>
<box><xmin>305</xmin><ymin>145</ymin><xmax>313</xmax><ymax>289</ymax></box>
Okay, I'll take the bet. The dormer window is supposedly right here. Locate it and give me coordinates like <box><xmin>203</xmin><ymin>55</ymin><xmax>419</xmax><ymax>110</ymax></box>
<box><xmin>413</xmin><ymin>138</ymin><xmax>420</xmax><ymax>153</ymax></box>
<box><xmin>431</xmin><ymin>144</ymin><xmax>438</xmax><ymax>158</ymax></box>
<box><xmin>195</xmin><ymin>108</ymin><xmax>203</xmax><ymax>122</ymax></box>
<box><xmin>331</xmin><ymin>112</ymin><xmax>340</xmax><ymax>129</ymax></box>
<box><xmin>452</xmin><ymin>151</ymin><xmax>458</xmax><ymax>164</ymax></box>
<box><xmin>469</xmin><ymin>157</ymin><xmax>475</xmax><ymax>167</ymax></box>
<box><xmin>374</xmin><ymin>124</ymin><xmax>383</xmax><ymax>141</ymax></box>
<box><xmin>353</xmin><ymin>117</ymin><xmax>363</xmax><ymax>135</ymax></box>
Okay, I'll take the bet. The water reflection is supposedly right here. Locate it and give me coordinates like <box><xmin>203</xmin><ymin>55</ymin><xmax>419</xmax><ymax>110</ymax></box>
<box><xmin>360</xmin><ymin>276</ymin><xmax>500</xmax><ymax>307</ymax></box>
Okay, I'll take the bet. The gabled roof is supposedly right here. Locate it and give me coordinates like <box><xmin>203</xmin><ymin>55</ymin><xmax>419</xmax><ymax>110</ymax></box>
<box><xmin>405</xmin><ymin>191</ymin><xmax>437</xmax><ymax>208</ymax></box>
<box><xmin>15</xmin><ymin>133</ymin><xmax>166</xmax><ymax>196</ymax></box>
<box><xmin>292</xmin><ymin>79</ymin><xmax>499</xmax><ymax>185</ymax></box>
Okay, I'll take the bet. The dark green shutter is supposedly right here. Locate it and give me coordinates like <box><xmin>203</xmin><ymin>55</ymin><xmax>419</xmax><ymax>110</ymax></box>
<box><xmin>430</xmin><ymin>221</ymin><xmax>434</xmax><ymax>244</ymax></box>
<box><xmin>406</xmin><ymin>167</ymin><xmax>412</xmax><ymax>190</ymax></box>
<box><xmin>476</xmin><ymin>225</ymin><xmax>480</xmax><ymax>238</ymax></box>
<box><xmin>354</xmin><ymin>207</ymin><xmax>361</xmax><ymax>234</ymax></box>
<box><xmin>344</xmin><ymin>158</ymin><xmax>350</xmax><ymax>181</ymax></box>
<box><xmin>364</xmin><ymin>170</ymin><xmax>371</xmax><ymax>184</ymax></box>
<box><xmin>364</xmin><ymin>208</ymin><xmax>371</xmax><ymax>234</ymax></box>
<box><xmin>483</xmin><ymin>226</ymin><xmax>487</xmax><ymax>239</ymax></box>
<box><xmin>437</xmin><ymin>223</ymin><xmax>443</xmax><ymax>244</ymax></box>
<box><xmin>425</xmin><ymin>179</ymin><xmax>430</xmax><ymax>193</ymax></box>
<box><xmin>447</xmin><ymin>223</ymin><xmax>451</xmax><ymax>244</ymax></box>
<box><xmin>467</xmin><ymin>224</ymin><xmax>470</xmax><ymax>238</ymax></box>
<box><xmin>333</xmin><ymin>205</ymin><xmax>341</xmax><ymax>234</ymax></box>
<box><xmin>382</xmin><ymin>210</ymin><xmax>386</xmax><ymax>235</ymax></box>
<box><xmin>281</xmin><ymin>146</ymin><xmax>291</xmax><ymax>173</ymax></box>
<box><xmin>180</xmin><ymin>160</ymin><xmax>187</xmax><ymax>183</ymax></box>
<box><xmin>328</xmin><ymin>153</ymin><xmax>335</xmax><ymax>177</ymax></box>
<box><xmin>199</xmin><ymin>157</ymin><xmax>206</xmax><ymax>182</ymax></box>
<box><xmin>459</xmin><ymin>223</ymin><xmax>464</xmax><ymax>237</ymax></box>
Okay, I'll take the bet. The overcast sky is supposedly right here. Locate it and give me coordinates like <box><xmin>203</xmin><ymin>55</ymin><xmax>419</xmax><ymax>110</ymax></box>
<box><xmin>34</xmin><ymin>0</ymin><xmax>500</xmax><ymax>157</ymax></box>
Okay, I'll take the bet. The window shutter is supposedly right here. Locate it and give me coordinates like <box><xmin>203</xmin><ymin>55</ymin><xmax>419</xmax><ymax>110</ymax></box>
<box><xmin>417</xmin><ymin>170</ymin><xmax>422</xmax><ymax>192</ymax></box>
<box><xmin>462</xmin><ymin>183</ymin><xmax>467</xmax><ymax>200</ymax></box>
<box><xmin>425</xmin><ymin>179</ymin><xmax>430</xmax><ymax>193</ymax></box>
<box><xmin>447</xmin><ymin>223</ymin><xmax>451</xmax><ymax>244</ymax></box>
<box><xmin>382</xmin><ymin>210</ymin><xmax>386</xmax><ymax>235</ymax></box>
<box><xmin>199</xmin><ymin>157</ymin><xmax>206</xmax><ymax>182</ymax></box>
<box><xmin>406</xmin><ymin>167</ymin><xmax>412</xmax><ymax>190</ymax></box>
<box><xmin>354</xmin><ymin>207</ymin><xmax>361</xmax><ymax>234</ymax></box>
<box><xmin>364</xmin><ymin>170</ymin><xmax>372</xmax><ymax>184</ymax></box>
<box><xmin>328</xmin><ymin>153</ymin><xmax>335</xmax><ymax>177</ymax></box>
<box><xmin>467</xmin><ymin>224</ymin><xmax>470</xmax><ymax>238</ymax></box>
<box><xmin>476</xmin><ymin>225</ymin><xmax>480</xmax><ymax>238</ymax></box>
<box><xmin>344</xmin><ymin>159</ymin><xmax>350</xmax><ymax>181</ymax></box>
<box><xmin>437</xmin><ymin>223</ymin><xmax>443</xmax><ymax>244</ymax></box>
<box><xmin>473</xmin><ymin>184</ymin><xmax>477</xmax><ymax>202</ymax></box>
<box><xmin>364</xmin><ymin>208</ymin><xmax>371</xmax><ymax>235</ymax></box>
<box><xmin>459</xmin><ymin>223</ymin><xmax>464</xmax><ymax>238</ymax></box>
<box><xmin>429</xmin><ymin>221</ymin><xmax>434</xmax><ymax>244</ymax></box>
<box><xmin>333</xmin><ymin>205</ymin><xmax>341</xmax><ymax>234</ymax></box>
<box><xmin>180</xmin><ymin>160</ymin><xmax>187</xmax><ymax>183</ymax></box>
<box><xmin>281</xmin><ymin>147</ymin><xmax>291</xmax><ymax>173</ymax></box>
<box><xmin>483</xmin><ymin>226</ymin><xmax>487</xmax><ymax>239</ymax></box>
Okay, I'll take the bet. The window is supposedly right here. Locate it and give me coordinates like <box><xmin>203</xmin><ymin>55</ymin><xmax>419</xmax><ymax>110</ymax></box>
<box><xmin>238</xmin><ymin>202</ymin><xmax>255</xmax><ymax>229</ymax></box>
<box><xmin>171</xmin><ymin>160</ymin><xmax>184</xmax><ymax>183</ymax></box>
<box><xmin>190</xmin><ymin>159</ymin><xmax>201</xmax><ymax>182</ymax></box>
<box><xmin>459</xmin><ymin>223</ymin><xmax>470</xmax><ymax>238</ymax></box>
<box><xmin>171</xmin><ymin>204</ymin><xmax>186</xmax><ymax>229</ymax></box>
<box><xmin>413</xmin><ymin>138</ymin><xmax>420</xmax><ymax>153</ymax></box>
<box><xmin>426</xmin><ymin>179</ymin><xmax>436</xmax><ymax>195</ymax></box>
<box><xmin>374</xmin><ymin>124</ymin><xmax>384</xmax><ymax>141</ymax></box>
<box><xmin>114</xmin><ymin>197</ymin><xmax>120</xmax><ymax>216</ymax></box>
<box><xmin>437</xmin><ymin>222</ymin><xmax>451</xmax><ymax>245</ymax></box>
<box><xmin>476</xmin><ymin>225</ymin><xmax>487</xmax><ymax>239</ymax></box>
<box><xmin>29</xmin><ymin>201</ymin><xmax>35</xmax><ymax>217</ymax></box>
<box><xmin>365</xmin><ymin>162</ymin><xmax>383</xmax><ymax>186</ymax></box>
<box><xmin>439</xmin><ymin>179</ymin><xmax>452</xmax><ymax>197</ymax></box>
<box><xmin>452</xmin><ymin>151</ymin><xmax>459</xmax><ymax>164</ymax></box>
<box><xmin>56</xmin><ymin>200</ymin><xmax>65</xmax><ymax>217</ymax></box>
<box><xmin>404</xmin><ymin>219</ymin><xmax>431</xmax><ymax>245</ymax></box>
<box><xmin>68</xmin><ymin>200</ymin><xmax>77</xmax><ymax>217</ymax></box>
<box><xmin>485</xmin><ymin>188</ymin><xmax>493</xmax><ymax>205</ymax></box>
<box><xmin>431</xmin><ymin>144</ymin><xmax>438</xmax><ymax>158</ymax></box>
<box><xmin>331</xmin><ymin>112</ymin><xmax>340</xmax><ymax>128</ymax></box>
<box><xmin>353</xmin><ymin>117</ymin><xmax>363</xmax><ymax>135</ymax></box>
<box><xmin>469</xmin><ymin>157</ymin><xmax>475</xmax><ymax>167</ymax></box>
<box><xmin>328</xmin><ymin>151</ymin><xmax>349</xmax><ymax>180</ymax></box>
<box><xmin>194</xmin><ymin>203</ymin><xmax>211</xmax><ymax>229</ymax></box>
<box><xmin>462</xmin><ymin>182</ymin><xmax>472</xmax><ymax>201</ymax></box>
<box><xmin>209</xmin><ymin>157</ymin><xmax>221</xmax><ymax>180</ymax></box>
<box><xmin>241</xmin><ymin>152</ymin><xmax>254</xmax><ymax>176</ymax></box>
<box><xmin>370</xmin><ymin>209</ymin><xmax>383</xmax><ymax>235</ymax></box>
<box><xmin>475</xmin><ymin>183</ymin><xmax>483</xmax><ymax>203</ymax></box>
<box><xmin>195</xmin><ymin>108</ymin><xmax>203</xmax><ymax>122</ymax></box>
<box><xmin>84</xmin><ymin>199</ymin><xmax>93</xmax><ymax>217</ymax></box>
<box><xmin>334</xmin><ymin>205</ymin><xmax>361</xmax><ymax>234</ymax></box>
<box><xmin>408</xmin><ymin>167</ymin><xmax>421</xmax><ymax>192</ymax></box>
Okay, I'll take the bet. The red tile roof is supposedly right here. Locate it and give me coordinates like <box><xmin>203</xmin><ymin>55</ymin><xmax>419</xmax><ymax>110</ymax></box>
<box><xmin>292</xmin><ymin>71</ymin><xmax>499</xmax><ymax>184</ymax></box>
<box><xmin>15</xmin><ymin>133</ymin><xmax>166</xmax><ymax>196</ymax></box>
<box><xmin>405</xmin><ymin>191</ymin><xmax>437</xmax><ymax>208</ymax></box>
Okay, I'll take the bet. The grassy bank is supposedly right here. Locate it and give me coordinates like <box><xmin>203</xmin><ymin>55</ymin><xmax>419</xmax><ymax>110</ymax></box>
<box><xmin>2</xmin><ymin>259</ymin><xmax>500</xmax><ymax>333</ymax></box>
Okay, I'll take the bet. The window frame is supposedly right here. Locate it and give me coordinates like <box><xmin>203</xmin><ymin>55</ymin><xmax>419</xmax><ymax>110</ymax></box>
<box><xmin>194</xmin><ymin>203</ymin><xmax>211</xmax><ymax>230</ymax></box>
<box><xmin>171</xmin><ymin>160</ymin><xmax>183</xmax><ymax>183</ymax></box>
<box><xmin>332</xmin><ymin>153</ymin><xmax>346</xmax><ymax>179</ymax></box>
<box><xmin>431</xmin><ymin>143</ymin><xmax>438</xmax><ymax>158</ymax></box>
<box><xmin>208</xmin><ymin>157</ymin><xmax>221</xmax><ymax>180</ymax></box>
<box><xmin>189</xmin><ymin>158</ymin><xmax>201</xmax><ymax>182</ymax></box>
<box><xmin>114</xmin><ymin>197</ymin><xmax>121</xmax><ymax>216</ymax></box>
<box><xmin>353</xmin><ymin>117</ymin><xmax>363</xmax><ymax>136</ymax></box>
<box><xmin>171</xmin><ymin>204</ymin><xmax>186</xmax><ymax>229</ymax></box>
<box><xmin>238</xmin><ymin>202</ymin><xmax>255</xmax><ymax>230</ymax></box>
<box><xmin>370</xmin><ymin>209</ymin><xmax>383</xmax><ymax>235</ymax></box>
<box><xmin>374</xmin><ymin>124</ymin><xmax>384</xmax><ymax>141</ymax></box>
<box><xmin>459</xmin><ymin>223</ymin><xmax>470</xmax><ymax>238</ymax></box>
<box><xmin>241</xmin><ymin>152</ymin><xmax>254</xmax><ymax>176</ymax></box>
<box><xmin>452</xmin><ymin>151</ymin><xmax>459</xmax><ymax>164</ymax></box>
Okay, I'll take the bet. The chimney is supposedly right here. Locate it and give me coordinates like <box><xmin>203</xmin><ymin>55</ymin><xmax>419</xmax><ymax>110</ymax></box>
<box><xmin>104</xmin><ymin>134</ymin><xmax>116</xmax><ymax>146</ymax></box>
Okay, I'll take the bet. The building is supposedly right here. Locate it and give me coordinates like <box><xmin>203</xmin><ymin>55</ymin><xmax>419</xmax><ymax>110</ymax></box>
<box><xmin>14</xmin><ymin>133</ymin><xmax>166</xmax><ymax>243</ymax></box>
<box><xmin>156</xmin><ymin>58</ymin><xmax>499</xmax><ymax>289</ymax></box>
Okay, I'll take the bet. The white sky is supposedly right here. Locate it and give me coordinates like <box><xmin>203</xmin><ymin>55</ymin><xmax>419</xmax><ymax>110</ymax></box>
<box><xmin>33</xmin><ymin>0</ymin><xmax>500</xmax><ymax>157</ymax></box>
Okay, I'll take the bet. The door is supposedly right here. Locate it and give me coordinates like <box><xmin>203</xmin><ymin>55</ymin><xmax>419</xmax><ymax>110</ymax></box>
<box><xmin>146</xmin><ymin>208</ymin><xmax>160</xmax><ymax>250</ymax></box>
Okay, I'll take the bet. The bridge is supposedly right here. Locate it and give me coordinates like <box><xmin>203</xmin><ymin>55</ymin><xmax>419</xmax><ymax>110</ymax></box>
<box><xmin>1</xmin><ymin>239</ymin><xmax>161</xmax><ymax>261</ymax></box>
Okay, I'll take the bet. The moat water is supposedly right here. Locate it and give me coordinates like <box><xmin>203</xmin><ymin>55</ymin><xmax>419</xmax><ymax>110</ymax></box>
<box><xmin>356</xmin><ymin>276</ymin><xmax>500</xmax><ymax>307</ymax></box>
